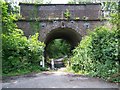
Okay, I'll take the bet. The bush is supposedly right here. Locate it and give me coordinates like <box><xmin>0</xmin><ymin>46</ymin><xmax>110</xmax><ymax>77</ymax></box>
<box><xmin>71</xmin><ymin>26</ymin><xmax>119</xmax><ymax>82</ymax></box>
<box><xmin>2</xmin><ymin>2</ymin><xmax>45</xmax><ymax>75</ymax></box>
<box><xmin>2</xmin><ymin>32</ymin><xmax>45</xmax><ymax>74</ymax></box>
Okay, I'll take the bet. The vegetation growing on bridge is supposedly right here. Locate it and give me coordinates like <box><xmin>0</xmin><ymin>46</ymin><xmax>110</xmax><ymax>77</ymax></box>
<box><xmin>30</xmin><ymin>22</ymin><xmax>40</xmax><ymax>34</ymax></box>
<box><xmin>2</xmin><ymin>1</ymin><xmax>46</xmax><ymax>76</ymax></box>
<box><xmin>64</xmin><ymin>9</ymin><xmax>71</xmax><ymax>19</ymax></box>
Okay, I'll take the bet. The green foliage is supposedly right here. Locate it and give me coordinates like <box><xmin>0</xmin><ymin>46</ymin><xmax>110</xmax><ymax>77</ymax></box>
<box><xmin>30</xmin><ymin>22</ymin><xmax>40</xmax><ymax>34</ymax></box>
<box><xmin>46</xmin><ymin>39</ymin><xmax>71</xmax><ymax>59</ymax></box>
<box><xmin>71</xmin><ymin>26</ymin><xmax>119</xmax><ymax>82</ymax></box>
<box><xmin>2</xmin><ymin>2</ymin><xmax>45</xmax><ymax>75</ymax></box>
<box><xmin>7</xmin><ymin>2</ymin><xmax>20</xmax><ymax>14</ymax></box>
<box><xmin>33</xmin><ymin>0</ymin><xmax>44</xmax><ymax>4</ymax></box>
<box><xmin>110</xmin><ymin>13</ymin><xmax>120</xmax><ymax>28</ymax></box>
<box><xmin>3</xmin><ymin>65</ymin><xmax>48</xmax><ymax>77</ymax></box>
<box><xmin>102</xmin><ymin>2</ymin><xmax>118</xmax><ymax>12</ymax></box>
<box><xmin>2</xmin><ymin>2</ymin><xmax>17</xmax><ymax>34</ymax></box>
<box><xmin>101</xmin><ymin>2</ymin><xmax>118</xmax><ymax>19</ymax></box>
<box><xmin>2</xmin><ymin>31</ymin><xmax>45</xmax><ymax>74</ymax></box>
<box><xmin>64</xmin><ymin>9</ymin><xmax>71</xmax><ymax>19</ymax></box>
<box><xmin>27</xmin><ymin>33</ymin><xmax>45</xmax><ymax>65</ymax></box>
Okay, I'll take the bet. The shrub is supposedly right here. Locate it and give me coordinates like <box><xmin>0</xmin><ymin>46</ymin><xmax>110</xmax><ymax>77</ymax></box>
<box><xmin>71</xmin><ymin>26</ymin><xmax>119</xmax><ymax>82</ymax></box>
<box><xmin>2</xmin><ymin>32</ymin><xmax>45</xmax><ymax>74</ymax></box>
<box><xmin>2</xmin><ymin>2</ymin><xmax>45</xmax><ymax>75</ymax></box>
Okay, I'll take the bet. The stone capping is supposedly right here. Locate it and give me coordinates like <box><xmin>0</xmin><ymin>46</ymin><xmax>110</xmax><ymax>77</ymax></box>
<box><xmin>19</xmin><ymin>3</ymin><xmax>101</xmax><ymax>6</ymax></box>
<box><xmin>16</xmin><ymin>19</ymin><xmax>106</xmax><ymax>22</ymax></box>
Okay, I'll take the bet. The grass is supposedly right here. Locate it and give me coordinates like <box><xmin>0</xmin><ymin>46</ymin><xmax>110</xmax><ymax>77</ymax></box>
<box><xmin>65</xmin><ymin>65</ymin><xmax>90</xmax><ymax>75</ymax></box>
<box><xmin>2</xmin><ymin>66</ymin><xmax>48</xmax><ymax>77</ymax></box>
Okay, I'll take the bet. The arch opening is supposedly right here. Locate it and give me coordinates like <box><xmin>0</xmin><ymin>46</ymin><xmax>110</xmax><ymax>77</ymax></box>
<box><xmin>45</xmin><ymin>27</ymin><xmax>82</xmax><ymax>48</ymax></box>
<box><xmin>44</xmin><ymin>27</ymin><xmax>82</xmax><ymax>68</ymax></box>
<box><xmin>46</xmin><ymin>39</ymin><xmax>71</xmax><ymax>59</ymax></box>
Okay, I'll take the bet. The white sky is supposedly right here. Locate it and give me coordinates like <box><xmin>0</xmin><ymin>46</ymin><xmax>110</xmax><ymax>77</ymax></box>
<box><xmin>47</xmin><ymin>0</ymin><xmax>69</xmax><ymax>4</ymax></box>
<box><xmin>46</xmin><ymin>0</ymin><xmax>120</xmax><ymax>4</ymax></box>
<box><xmin>6</xmin><ymin>0</ymin><xmax>70</xmax><ymax>4</ymax></box>
<box><xmin>6</xmin><ymin>0</ymin><xmax>120</xmax><ymax>4</ymax></box>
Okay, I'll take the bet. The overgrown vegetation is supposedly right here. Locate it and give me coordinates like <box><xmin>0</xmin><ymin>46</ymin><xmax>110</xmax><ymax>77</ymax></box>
<box><xmin>46</xmin><ymin>39</ymin><xmax>71</xmax><ymax>59</ymax></box>
<box><xmin>2</xmin><ymin>0</ymin><xmax>119</xmax><ymax>83</ymax></box>
<box><xmin>2</xmin><ymin>1</ymin><xmax>45</xmax><ymax>76</ymax></box>
<box><xmin>67</xmin><ymin>0</ymin><xmax>119</xmax><ymax>83</ymax></box>
<box><xmin>70</xmin><ymin>12</ymin><xmax>119</xmax><ymax>82</ymax></box>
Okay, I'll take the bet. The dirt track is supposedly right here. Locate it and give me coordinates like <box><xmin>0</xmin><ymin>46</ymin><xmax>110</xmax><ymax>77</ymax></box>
<box><xmin>2</xmin><ymin>68</ymin><xmax>119</xmax><ymax>89</ymax></box>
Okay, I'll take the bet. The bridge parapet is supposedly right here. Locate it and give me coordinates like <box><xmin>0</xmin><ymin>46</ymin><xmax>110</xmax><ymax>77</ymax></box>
<box><xmin>19</xmin><ymin>3</ymin><xmax>102</xmax><ymax>20</ymax></box>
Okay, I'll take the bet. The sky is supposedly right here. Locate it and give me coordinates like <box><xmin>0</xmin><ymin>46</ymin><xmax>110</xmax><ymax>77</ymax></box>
<box><xmin>6</xmin><ymin>0</ymin><xmax>70</xmax><ymax>4</ymax></box>
<box><xmin>6</xmin><ymin>0</ymin><xmax>120</xmax><ymax>4</ymax></box>
<box><xmin>45</xmin><ymin>0</ymin><xmax>69</xmax><ymax>4</ymax></box>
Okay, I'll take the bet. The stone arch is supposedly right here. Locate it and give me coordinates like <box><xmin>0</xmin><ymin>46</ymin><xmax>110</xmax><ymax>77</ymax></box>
<box><xmin>44</xmin><ymin>27</ymin><xmax>82</xmax><ymax>62</ymax></box>
<box><xmin>45</xmin><ymin>27</ymin><xmax>82</xmax><ymax>48</ymax></box>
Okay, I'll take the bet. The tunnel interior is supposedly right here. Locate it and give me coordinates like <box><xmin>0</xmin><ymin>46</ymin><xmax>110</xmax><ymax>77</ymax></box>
<box><xmin>44</xmin><ymin>27</ymin><xmax>82</xmax><ymax>63</ymax></box>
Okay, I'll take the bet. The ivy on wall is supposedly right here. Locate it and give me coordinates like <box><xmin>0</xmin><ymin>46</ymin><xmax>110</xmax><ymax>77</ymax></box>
<box><xmin>33</xmin><ymin>5</ymin><xmax>38</xmax><ymax>18</ymax></box>
<box><xmin>30</xmin><ymin>21</ymin><xmax>40</xmax><ymax>35</ymax></box>
<box><xmin>29</xmin><ymin>5</ymin><xmax>38</xmax><ymax>19</ymax></box>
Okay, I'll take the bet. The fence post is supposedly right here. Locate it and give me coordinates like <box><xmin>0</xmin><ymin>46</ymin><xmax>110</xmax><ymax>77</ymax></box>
<box><xmin>51</xmin><ymin>59</ymin><xmax>54</xmax><ymax>70</ymax></box>
<box><xmin>42</xmin><ymin>56</ymin><xmax>45</xmax><ymax>68</ymax></box>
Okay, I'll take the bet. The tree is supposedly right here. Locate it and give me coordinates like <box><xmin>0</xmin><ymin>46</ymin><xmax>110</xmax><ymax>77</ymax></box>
<box><xmin>101</xmin><ymin>2</ymin><xmax>118</xmax><ymax>18</ymax></box>
<box><xmin>46</xmin><ymin>39</ymin><xmax>71</xmax><ymax>59</ymax></box>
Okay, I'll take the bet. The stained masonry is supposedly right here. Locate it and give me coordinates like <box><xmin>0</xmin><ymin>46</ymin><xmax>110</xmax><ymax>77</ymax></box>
<box><xmin>17</xmin><ymin>3</ymin><xmax>105</xmax><ymax>47</ymax></box>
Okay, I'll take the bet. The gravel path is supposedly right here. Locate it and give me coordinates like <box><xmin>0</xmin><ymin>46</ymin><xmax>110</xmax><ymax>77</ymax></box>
<box><xmin>2</xmin><ymin>68</ymin><xmax>119</xmax><ymax>89</ymax></box>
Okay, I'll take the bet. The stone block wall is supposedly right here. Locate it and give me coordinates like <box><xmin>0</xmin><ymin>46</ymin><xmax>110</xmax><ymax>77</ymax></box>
<box><xmin>19</xmin><ymin>3</ymin><xmax>101</xmax><ymax>20</ymax></box>
<box><xmin>17</xmin><ymin>3</ymin><xmax>104</xmax><ymax>44</ymax></box>
<box><xmin>17</xmin><ymin>19</ymin><xmax>103</xmax><ymax>42</ymax></box>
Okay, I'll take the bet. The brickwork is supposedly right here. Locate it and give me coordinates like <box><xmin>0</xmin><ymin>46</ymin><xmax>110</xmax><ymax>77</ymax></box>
<box><xmin>17</xmin><ymin>3</ymin><xmax>104</xmax><ymax>46</ymax></box>
<box><xmin>20</xmin><ymin>3</ymin><xmax>101</xmax><ymax>20</ymax></box>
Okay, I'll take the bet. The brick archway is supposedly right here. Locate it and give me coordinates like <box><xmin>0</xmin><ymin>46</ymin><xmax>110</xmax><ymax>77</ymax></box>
<box><xmin>44</xmin><ymin>27</ymin><xmax>82</xmax><ymax>62</ymax></box>
<box><xmin>45</xmin><ymin>27</ymin><xmax>82</xmax><ymax>48</ymax></box>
